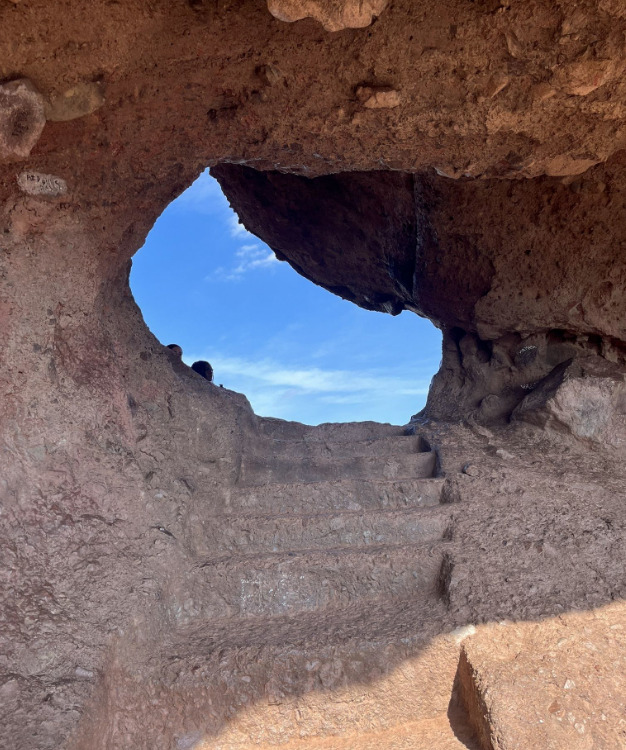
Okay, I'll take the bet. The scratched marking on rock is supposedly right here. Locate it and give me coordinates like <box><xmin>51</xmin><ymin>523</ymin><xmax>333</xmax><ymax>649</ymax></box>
<box><xmin>17</xmin><ymin>172</ymin><xmax>67</xmax><ymax>197</ymax></box>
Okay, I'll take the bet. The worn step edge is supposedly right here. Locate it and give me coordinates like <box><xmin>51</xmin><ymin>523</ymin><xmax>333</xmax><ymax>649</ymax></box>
<box><xmin>194</xmin><ymin>544</ymin><xmax>450</xmax><ymax>618</ymax></box>
<box><xmin>199</xmin><ymin>540</ymin><xmax>451</xmax><ymax>568</ymax></box>
<box><xmin>169</xmin><ymin>595</ymin><xmax>450</xmax><ymax>651</ymax></box>
<box><xmin>239</xmin><ymin>451</ymin><xmax>437</xmax><ymax>486</ymax></box>
<box><xmin>244</xmin><ymin>435</ymin><xmax>427</xmax><ymax>460</ymax></box>
<box><xmin>222</xmin><ymin>477</ymin><xmax>446</xmax><ymax>512</ymax></box>
<box><xmin>197</xmin><ymin>512</ymin><xmax>453</xmax><ymax>562</ymax></box>
<box><xmin>211</xmin><ymin>714</ymin><xmax>475</xmax><ymax>750</ymax></box>
<box><xmin>204</xmin><ymin>502</ymin><xmax>452</xmax><ymax>524</ymax></box>
<box><xmin>257</xmin><ymin>419</ymin><xmax>406</xmax><ymax>442</ymax></box>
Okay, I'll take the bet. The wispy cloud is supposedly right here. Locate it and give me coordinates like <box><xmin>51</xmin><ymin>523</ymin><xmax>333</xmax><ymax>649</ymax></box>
<box><xmin>228</xmin><ymin>214</ymin><xmax>258</xmax><ymax>240</ymax></box>
<box><xmin>202</xmin><ymin>355</ymin><xmax>429</xmax><ymax>397</ymax></box>
<box><xmin>206</xmin><ymin>243</ymin><xmax>278</xmax><ymax>282</ymax></box>
<box><xmin>182</xmin><ymin>353</ymin><xmax>430</xmax><ymax>423</ymax></box>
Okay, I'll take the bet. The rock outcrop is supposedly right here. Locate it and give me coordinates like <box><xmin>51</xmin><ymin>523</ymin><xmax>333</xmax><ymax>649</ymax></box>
<box><xmin>1</xmin><ymin>0</ymin><xmax>626</xmax><ymax>748</ymax></box>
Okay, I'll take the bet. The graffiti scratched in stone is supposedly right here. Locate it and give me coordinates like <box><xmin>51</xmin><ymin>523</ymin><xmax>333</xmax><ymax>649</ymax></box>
<box><xmin>17</xmin><ymin>171</ymin><xmax>68</xmax><ymax>197</ymax></box>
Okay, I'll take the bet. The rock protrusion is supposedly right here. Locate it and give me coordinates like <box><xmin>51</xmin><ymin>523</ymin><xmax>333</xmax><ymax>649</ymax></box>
<box><xmin>0</xmin><ymin>78</ymin><xmax>46</xmax><ymax>161</ymax></box>
<box><xmin>44</xmin><ymin>82</ymin><xmax>105</xmax><ymax>122</ymax></box>
<box><xmin>512</xmin><ymin>356</ymin><xmax>626</xmax><ymax>444</ymax></box>
<box><xmin>356</xmin><ymin>85</ymin><xmax>401</xmax><ymax>109</ymax></box>
<box><xmin>266</xmin><ymin>0</ymin><xmax>388</xmax><ymax>32</ymax></box>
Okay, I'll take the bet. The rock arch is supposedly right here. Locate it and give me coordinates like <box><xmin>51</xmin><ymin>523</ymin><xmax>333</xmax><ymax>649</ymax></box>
<box><xmin>1</xmin><ymin>1</ymin><xmax>626</xmax><ymax>747</ymax></box>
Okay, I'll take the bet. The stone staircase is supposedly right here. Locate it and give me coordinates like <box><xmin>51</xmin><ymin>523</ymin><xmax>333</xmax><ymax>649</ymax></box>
<box><xmin>153</xmin><ymin>420</ymin><xmax>477</xmax><ymax>750</ymax></box>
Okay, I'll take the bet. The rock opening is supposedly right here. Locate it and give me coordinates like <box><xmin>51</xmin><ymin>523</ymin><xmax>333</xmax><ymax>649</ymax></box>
<box><xmin>130</xmin><ymin>171</ymin><xmax>442</xmax><ymax>424</ymax></box>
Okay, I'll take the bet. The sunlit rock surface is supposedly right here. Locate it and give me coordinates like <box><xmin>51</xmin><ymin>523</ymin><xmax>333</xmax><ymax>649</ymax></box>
<box><xmin>1</xmin><ymin>0</ymin><xmax>625</xmax><ymax>747</ymax></box>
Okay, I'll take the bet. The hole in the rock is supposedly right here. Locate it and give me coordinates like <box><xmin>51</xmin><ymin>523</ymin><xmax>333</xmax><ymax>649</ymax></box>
<box><xmin>130</xmin><ymin>170</ymin><xmax>442</xmax><ymax>425</ymax></box>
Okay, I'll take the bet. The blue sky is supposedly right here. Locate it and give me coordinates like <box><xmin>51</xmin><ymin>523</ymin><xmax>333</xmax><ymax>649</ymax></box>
<box><xmin>130</xmin><ymin>170</ymin><xmax>442</xmax><ymax>425</ymax></box>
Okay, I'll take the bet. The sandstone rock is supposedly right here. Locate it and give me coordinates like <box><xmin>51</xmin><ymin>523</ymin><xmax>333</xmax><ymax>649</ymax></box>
<box><xmin>459</xmin><ymin>604</ymin><xmax>626</xmax><ymax>750</ymax></box>
<box><xmin>17</xmin><ymin>171</ymin><xmax>68</xmax><ymax>197</ymax></box>
<box><xmin>531</xmin><ymin>82</ymin><xmax>557</xmax><ymax>102</ymax></box>
<box><xmin>484</xmin><ymin>74</ymin><xmax>509</xmax><ymax>99</ymax></box>
<box><xmin>513</xmin><ymin>356</ymin><xmax>626</xmax><ymax>444</ymax></box>
<box><xmin>44</xmin><ymin>81</ymin><xmax>104</xmax><ymax>122</ymax></box>
<box><xmin>462</xmin><ymin>463</ymin><xmax>480</xmax><ymax>477</ymax></box>
<box><xmin>599</xmin><ymin>0</ymin><xmax>626</xmax><ymax>18</ymax></box>
<box><xmin>256</xmin><ymin>64</ymin><xmax>284</xmax><ymax>87</ymax></box>
<box><xmin>0</xmin><ymin>78</ymin><xmax>46</xmax><ymax>161</ymax></box>
<box><xmin>552</xmin><ymin>59</ymin><xmax>616</xmax><ymax>97</ymax></box>
<box><xmin>543</xmin><ymin>154</ymin><xmax>600</xmax><ymax>177</ymax></box>
<box><xmin>2</xmin><ymin>2</ymin><xmax>626</xmax><ymax>747</ymax></box>
<box><xmin>356</xmin><ymin>85</ymin><xmax>401</xmax><ymax>109</ymax></box>
<box><xmin>266</xmin><ymin>0</ymin><xmax>388</xmax><ymax>31</ymax></box>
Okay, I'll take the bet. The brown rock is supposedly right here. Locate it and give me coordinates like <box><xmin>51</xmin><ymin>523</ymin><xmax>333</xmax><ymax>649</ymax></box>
<box><xmin>459</xmin><ymin>604</ymin><xmax>626</xmax><ymax>750</ymax></box>
<box><xmin>1</xmin><ymin>2</ymin><xmax>626</xmax><ymax>747</ymax></box>
<box><xmin>356</xmin><ymin>85</ymin><xmax>401</xmax><ymax>109</ymax></box>
<box><xmin>552</xmin><ymin>59</ymin><xmax>616</xmax><ymax>97</ymax></box>
<box><xmin>17</xmin><ymin>171</ymin><xmax>68</xmax><ymax>197</ymax></box>
<box><xmin>543</xmin><ymin>154</ymin><xmax>600</xmax><ymax>177</ymax></box>
<box><xmin>44</xmin><ymin>82</ymin><xmax>105</xmax><ymax>122</ymax></box>
<box><xmin>512</xmin><ymin>356</ymin><xmax>626</xmax><ymax>444</ymax></box>
<box><xmin>266</xmin><ymin>0</ymin><xmax>388</xmax><ymax>31</ymax></box>
<box><xmin>0</xmin><ymin>78</ymin><xmax>46</xmax><ymax>161</ymax></box>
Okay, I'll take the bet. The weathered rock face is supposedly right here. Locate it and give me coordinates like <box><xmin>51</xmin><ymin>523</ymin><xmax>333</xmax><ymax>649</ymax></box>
<box><xmin>0</xmin><ymin>78</ymin><xmax>46</xmax><ymax>160</ymax></box>
<box><xmin>1</xmin><ymin>0</ymin><xmax>626</xmax><ymax>748</ymax></box>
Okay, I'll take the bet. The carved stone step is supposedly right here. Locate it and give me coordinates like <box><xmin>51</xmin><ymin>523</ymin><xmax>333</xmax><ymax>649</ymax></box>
<box><xmin>258</xmin><ymin>419</ymin><xmax>406</xmax><ymax>442</ymax></box>
<box><xmin>170</xmin><ymin>595</ymin><xmax>448</xmax><ymax>650</ymax></box>
<box><xmin>239</xmin><ymin>450</ymin><xmax>437</xmax><ymax>486</ymax></box>
<box><xmin>131</xmin><ymin>625</ymin><xmax>468</xmax><ymax>749</ymax></box>
<box><xmin>247</xmin><ymin>435</ymin><xmax>428</xmax><ymax>461</ymax></box>
<box><xmin>197</xmin><ymin>543</ymin><xmax>448</xmax><ymax>618</ymax></box>
<box><xmin>211</xmin><ymin>715</ymin><xmax>475</xmax><ymax>750</ymax></box>
<box><xmin>220</xmin><ymin>478</ymin><xmax>445</xmax><ymax>515</ymax></box>
<box><xmin>196</xmin><ymin>506</ymin><xmax>453</xmax><ymax>560</ymax></box>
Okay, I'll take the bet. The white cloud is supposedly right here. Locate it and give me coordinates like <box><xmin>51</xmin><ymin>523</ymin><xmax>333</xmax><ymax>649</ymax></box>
<box><xmin>203</xmin><ymin>355</ymin><xmax>429</xmax><ymax>397</ymax></box>
<box><xmin>206</xmin><ymin>242</ymin><xmax>279</xmax><ymax>282</ymax></box>
<box><xmin>181</xmin><ymin>353</ymin><xmax>431</xmax><ymax>423</ymax></box>
<box><xmin>228</xmin><ymin>214</ymin><xmax>254</xmax><ymax>239</ymax></box>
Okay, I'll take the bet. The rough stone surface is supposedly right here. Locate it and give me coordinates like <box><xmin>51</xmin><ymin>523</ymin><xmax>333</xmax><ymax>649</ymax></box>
<box><xmin>212</xmin><ymin>163</ymin><xmax>626</xmax><ymax>420</ymax></box>
<box><xmin>44</xmin><ymin>82</ymin><xmax>105</xmax><ymax>122</ymax></box>
<box><xmin>17</xmin><ymin>171</ymin><xmax>68</xmax><ymax>196</ymax></box>
<box><xmin>459</xmin><ymin>603</ymin><xmax>626</xmax><ymax>749</ymax></box>
<box><xmin>357</xmin><ymin>85</ymin><xmax>401</xmax><ymax>109</ymax></box>
<box><xmin>1</xmin><ymin>1</ymin><xmax>626</xmax><ymax>748</ymax></box>
<box><xmin>266</xmin><ymin>0</ymin><xmax>388</xmax><ymax>31</ymax></box>
<box><xmin>0</xmin><ymin>78</ymin><xmax>46</xmax><ymax>161</ymax></box>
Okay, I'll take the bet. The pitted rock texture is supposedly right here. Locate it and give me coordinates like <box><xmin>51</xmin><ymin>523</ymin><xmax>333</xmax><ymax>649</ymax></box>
<box><xmin>266</xmin><ymin>0</ymin><xmax>388</xmax><ymax>31</ymax></box>
<box><xmin>1</xmin><ymin>0</ymin><xmax>626</xmax><ymax>748</ymax></box>
<box><xmin>44</xmin><ymin>82</ymin><xmax>105</xmax><ymax>122</ymax></box>
<box><xmin>0</xmin><ymin>79</ymin><xmax>46</xmax><ymax>160</ymax></box>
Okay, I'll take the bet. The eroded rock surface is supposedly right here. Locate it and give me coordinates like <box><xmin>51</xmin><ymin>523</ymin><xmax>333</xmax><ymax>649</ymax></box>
<box><xmin>1</xmin><ymin>0</ymin><xmax>626</xmax><ymax>747</ymax></box>
<box><xmin>0</xmin><ymin>79</ymin><xmax>46</xmax><ymax>160</ymax></box>
<box><xmin>266</xmin><ymin>0</ymin><xmax>388</xmax><ymax>31</ymax></box>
